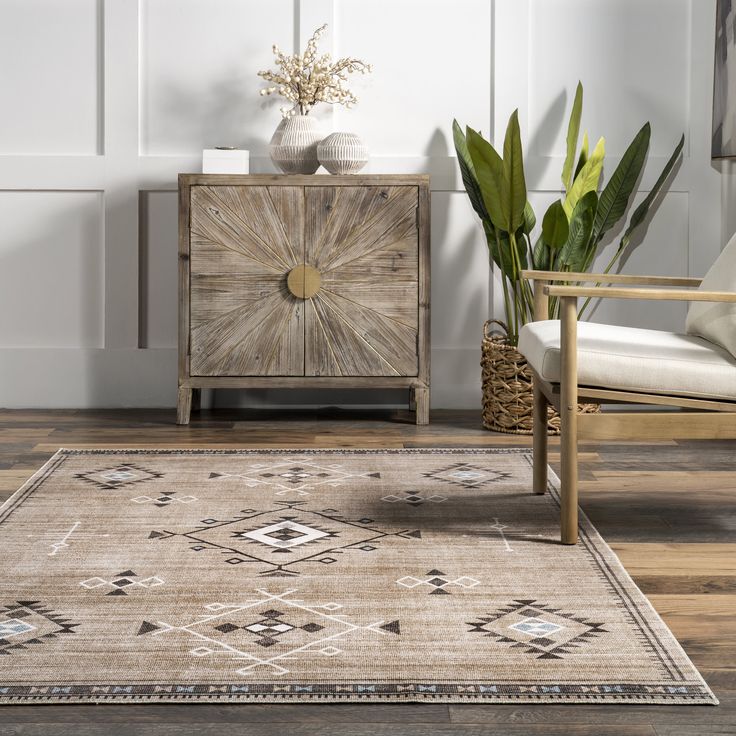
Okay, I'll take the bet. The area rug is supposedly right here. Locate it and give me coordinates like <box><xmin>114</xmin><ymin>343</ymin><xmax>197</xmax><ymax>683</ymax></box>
<box><xmin>0</xmin><ymin>448</ymin><xmax>716</xmax><ymax>705</ymax></box>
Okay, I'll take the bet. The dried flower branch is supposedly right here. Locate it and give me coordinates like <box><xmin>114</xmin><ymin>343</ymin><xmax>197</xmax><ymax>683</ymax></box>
<box><xmin>258</xmin><ymin>23</ymin><xmax>372</xmax><ymax>117</ymax></box>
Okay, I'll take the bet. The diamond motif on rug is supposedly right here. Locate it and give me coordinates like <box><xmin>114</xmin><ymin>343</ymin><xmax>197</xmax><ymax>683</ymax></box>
<box><xmin>468</xmin><ymin>599</ymin><xmax>606</xmax><ymax>659</ymax></box>
<box><xmin>422</xmin><ymin>462</ymin><xmax>512</xmax><ymax>489</ymax></box>
<box><xmin>136</xmin><ymin>590</ymin><xmax>400</xmax><ymax>676</ymax></box>
<box><xmin>150</xmin><ymin>502</ymin><xmax>421</xmax><ymax>577</ymax></box>
<box><xmin>264</xmin><ymin>467</ymin><xmax>329</xmax><ymax>484</ymax></box>
<box><xmin>79</xmin><ymin>570</ymin><xmax>164</xmax><ymax>596</ymax></box>
<box><xmin>381</xmin><ymin>490</ymin><xmax>447</xmax><ymax>506</ymax></box>
<box><xmin>214</xmin><ymin>608</ymin><xmax>326</xmax><ymax>648</ymax></box>
<box><xmin>74</xmin><ymin>463</ymin><xmax>163</xmax><ymax>491</ymax></box>
<box><xmin>209</xmin><ymin>458</ymin><xmax>381</xmax><ymax>496</ymax></box>
<box><xmin>0</xmin><ymin>619</ymin><xmax>36</xmax><ymax>638</ymax></box>
<box><xmin>397</xmin><ymin>569</ymin><xmax>480</xmax><ymax>595</ymax></box>
<box><xmin>238</xmin><ymin>521</ymin><xmax>330</xmax><ymax>549</ymax></box>
<box><xmin>0</xmin><ymin>601</ymin><xmax>79</xmax><ymax>655</ymax></box>
<box><xmin>509</xmin><ymin>617</ymin><xmax>564</xmax><ymax>636</ymax></box>
<box><xmin>131</xmin><ymin>491</ymin><xmax>197</xmax><ymax>507</ymax></box>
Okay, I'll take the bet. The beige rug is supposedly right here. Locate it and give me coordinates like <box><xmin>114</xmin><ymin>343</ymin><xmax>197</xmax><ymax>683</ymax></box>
<box><xmin>0</xmin><ymin>448</ymin><xmax>716</xmax><ymax>705</ymax></box>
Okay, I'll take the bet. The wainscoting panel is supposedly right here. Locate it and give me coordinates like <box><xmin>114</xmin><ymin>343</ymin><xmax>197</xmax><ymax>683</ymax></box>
<box><xmin>431</xmin><ymin>192</ymin><xmax>490</xmax><ymax>352</ymax></box>
<box><xmin>0</xmin><ymin>0</ymin><xmax>102</xmax><ymax>155</ymax></box>
<box><xmin>138</xmin><ymin>191</ymin><xmax>178</xmax><ymax>349</ymax></box>
<box><xmin>0</xmin><ymin>191</ymin><xmax>104</xmax><ymax>349</ymax></box>
<box><xmin>528</xmin><ymin>0</ymin><xmax>691</xmax><ymax>160</ymax></box>
<box><xmin>139</xmin><ymin>0</ymin><xmax>295</xmax><ymax>155</ymax></box>
<box><xmin>334</xmin><ymin>0</ymin><xmax>492</xmax><ymax>158</ymax></box>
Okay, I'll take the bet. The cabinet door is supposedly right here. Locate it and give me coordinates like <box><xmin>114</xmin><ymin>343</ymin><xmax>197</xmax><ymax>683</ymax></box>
<box><xmin>189</xmin><ymin>185</ymin><xmax>304</xmax><ymax>376</ymax></box>
<box><xmin>304</xmin><ymin>186</ymin><xmax>419</xmax><ymax>377</ymax></box>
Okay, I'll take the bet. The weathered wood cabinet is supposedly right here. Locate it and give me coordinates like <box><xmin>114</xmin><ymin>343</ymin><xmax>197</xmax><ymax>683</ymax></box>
<box><xmin>177</xmin><ymin>174</ymin><xmax>430</xmax><ymax>425</ymax></box>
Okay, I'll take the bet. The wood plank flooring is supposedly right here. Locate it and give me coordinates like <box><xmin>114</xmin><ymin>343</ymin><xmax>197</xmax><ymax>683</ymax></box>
<box><xmin>0</xmin><ymin>408</ymin><xmax>734</xmax><ymax>736</ymax></box>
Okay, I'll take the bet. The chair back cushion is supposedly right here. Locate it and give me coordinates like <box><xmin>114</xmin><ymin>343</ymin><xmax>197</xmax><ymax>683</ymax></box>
<box><xmin>686</xmin><ymin>231</ymin><xmax>736</xmax><ymax>358</ymax></box>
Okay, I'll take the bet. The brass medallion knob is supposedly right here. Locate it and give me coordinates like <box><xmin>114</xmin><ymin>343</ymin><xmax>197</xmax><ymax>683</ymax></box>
<box><xmin>287</xmin><ymin>264</ymin><xmax>321</xmax><ymax>299</ymax></box>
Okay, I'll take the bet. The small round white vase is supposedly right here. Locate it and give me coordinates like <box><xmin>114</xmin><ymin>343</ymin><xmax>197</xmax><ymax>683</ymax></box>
<box><xmin>269</xmin><ymin>116</ymin><xmax>324</xmax><ymax>174</ymax></box>
<box><xmin>317</xmin><ymin>132</ymin><xmax>368</xmax><ymax>175</ymax></box>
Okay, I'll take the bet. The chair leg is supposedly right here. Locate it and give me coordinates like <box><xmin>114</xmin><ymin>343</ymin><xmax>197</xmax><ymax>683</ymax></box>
<box><xmin>560</xmin><ymin>296</ymin><xmax>579</xmax><ymax>544</ymax></box>
<box><xmin>532</xmin><ymin>373</ymin><xmax>548</xmax><ymax>495</ymax></box>
<box><xmin>560</xmin><ymin>402</ymin><xmax>579</xmax><ymax>544</ymax></box>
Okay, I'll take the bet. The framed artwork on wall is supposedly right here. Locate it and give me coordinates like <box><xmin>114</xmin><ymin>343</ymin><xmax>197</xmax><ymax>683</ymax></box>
<box><xmin>713</xmin><ymin>0</ymin><xmax>736</xmax><ymax>158</ymax></box>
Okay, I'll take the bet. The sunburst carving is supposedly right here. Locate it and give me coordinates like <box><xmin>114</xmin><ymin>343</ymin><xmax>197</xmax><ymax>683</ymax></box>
<box><xmin>189</xmin><ymin>185</ymin><xmax>304</xmax><ymax>377</ymax></box>
<box><xmin>304</xmin><ymin>186</ymin><xmax>419</xmax><ymax>376</ymax></box>
<box><xmin>188</xmin><ymin>184</ymin><xmax>419</xmax><ymax>378</ymax></box>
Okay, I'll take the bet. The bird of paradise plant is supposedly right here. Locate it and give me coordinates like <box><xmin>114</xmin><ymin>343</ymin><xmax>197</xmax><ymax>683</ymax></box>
<box><xmin>453</xmin><ymin>82</ymin><xmax>684</xmax><ymax>345</ymax></box>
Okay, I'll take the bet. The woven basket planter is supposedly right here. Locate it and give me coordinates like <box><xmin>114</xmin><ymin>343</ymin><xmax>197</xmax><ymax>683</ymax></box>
<box><xmin>481</xmin><ymin>320</ymin><xmax>599</xmax><ymax>435</ymax></box>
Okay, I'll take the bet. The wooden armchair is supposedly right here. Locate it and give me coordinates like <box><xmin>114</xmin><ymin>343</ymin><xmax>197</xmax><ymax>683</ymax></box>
<box><xmin>518</xmin><ymin>253</ymin><xmax>736</xmax><ymax>545</ymax></box>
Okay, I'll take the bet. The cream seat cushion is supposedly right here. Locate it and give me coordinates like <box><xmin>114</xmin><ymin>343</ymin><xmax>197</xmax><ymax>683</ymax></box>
<box><xmin>518</xmin><ymin>320</ymin><xmax>736</xmax><ymax>401</ymax></box>
<box><xmin>686</xmin><ymin>231</ymin><xmax>736</xmax><ymax>358</ymax></box>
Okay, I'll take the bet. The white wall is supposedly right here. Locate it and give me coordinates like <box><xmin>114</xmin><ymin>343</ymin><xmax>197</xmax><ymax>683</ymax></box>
<box><xmin>0</xmin><ymin>0</ymin><xmax>726</xmax><ymax>409</ymax></box>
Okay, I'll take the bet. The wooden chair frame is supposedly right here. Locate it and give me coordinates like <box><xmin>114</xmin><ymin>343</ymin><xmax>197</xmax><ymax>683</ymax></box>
<box><xmin>521</xmin><ymin>269</ymin><xmax>736</xmax><ymax>545</ymax></box>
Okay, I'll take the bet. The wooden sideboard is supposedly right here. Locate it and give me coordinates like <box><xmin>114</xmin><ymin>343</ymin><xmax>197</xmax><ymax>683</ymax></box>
<box><xmin>177</xmin><ymin>174</ymin><xmax>430</xmax><ymax>425</ymax></box>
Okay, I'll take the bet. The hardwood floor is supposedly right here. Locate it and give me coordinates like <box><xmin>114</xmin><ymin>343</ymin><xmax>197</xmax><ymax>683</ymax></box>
<box><xmin>0</xmin><ymin>408</ymin><xmax>734</xmax><ymax>736</ymax></box>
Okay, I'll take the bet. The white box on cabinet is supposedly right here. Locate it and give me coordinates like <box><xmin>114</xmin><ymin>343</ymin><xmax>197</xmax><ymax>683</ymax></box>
<box><xmin>202</xmin><ymin>148</ymin><xmax>250</xmax><ymax>174</ymax></box>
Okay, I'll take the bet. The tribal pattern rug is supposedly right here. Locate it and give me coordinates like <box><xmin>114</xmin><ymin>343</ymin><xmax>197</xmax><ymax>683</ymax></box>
<box><xmin>0</xmin><ymin>448</ymin><xmax>716</xmax><ymax>705</ymax></box>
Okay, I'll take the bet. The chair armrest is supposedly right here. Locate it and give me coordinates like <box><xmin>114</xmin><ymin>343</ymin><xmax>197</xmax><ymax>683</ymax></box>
<box><xmin>520</xmin><ymin>269</ymin><xmax>702</xmax><ymax>287</ymax></box>
<box><xmin>544</xmin><ymin>285</ymin><xmax>736</xmax><ymax>303</ymax></box>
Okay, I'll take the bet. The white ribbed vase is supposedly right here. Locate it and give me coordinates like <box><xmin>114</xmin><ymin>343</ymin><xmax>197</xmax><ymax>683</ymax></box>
<box><xmin>269</xmin><ymin>116</ymin><xmax>324</xmax><ymax>174</ymax></box>
<box><xmin>317</xmin><ymin>132</ymin><xmax>368</xmax><ymax>175</ymax></box>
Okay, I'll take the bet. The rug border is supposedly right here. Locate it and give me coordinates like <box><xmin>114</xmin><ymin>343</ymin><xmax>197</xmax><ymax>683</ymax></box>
<box><xmin>545</xmin><ymin>464</ymin><xmax>717</xmax><ymax>706</ymax></box>
<box><xmin>0</xmin><ymin>447</ymin><xmax>718</xmax><ymax>706</ymax></box>
<box><xmin>0</xmin><ymin>448</ymin><xmax>67</xmax><ymax>524</ymax></box>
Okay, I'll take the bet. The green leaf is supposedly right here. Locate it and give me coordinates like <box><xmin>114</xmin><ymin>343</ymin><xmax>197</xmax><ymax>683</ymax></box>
<box><xmin>541</xmin><ymin>200</ymin><xmax>569</xmax><ymax>249</ymax></box>
<box><xmin>452</xmin><ymin>119</ymin><xmax>491</xmax><ymax>224</ymax></box>
<box><xmin>574</xmin><ymin>131</ymin><xmax>589</xmax><ymax>180</ymax></box>
<box><xmin>486</xmin><ymin>227</ymin><xmax>527</xmax><ymax>277</ymax></box>
<box><xmin>558</xmin><ymin>190</ymin><xmax>598</xmax><ymax>271</ymax></box>
<box><xmin>617</xmin><ymin>133</ymin><xmax>684</xmax><ymax>253</ymax></box>
<box><xmin>593</xmin><ymin>122</ymin><xmax>651</xmax><ymax>243</ymax></box>
<box><xmin>522</xmin><ymin>200</ymin><xmax>536</xmax><ymax>235</ymax></box>
<box><xmin>502</xmin><ymin>109</ymin><xmax>527</xmax><ymax>232</ymax></box>
<box><xmin>466</xmin><ymin>126</ymin><xmax>506</xmax><ymax>233</ymax></box>
<box><xmin>483</xmin><ymin>220</ymin><xmax>501</xmax><ymax>269</ymax></box>
<box><xmin>532</xmin><ymin>234</ymin><xmax>551</xmax><ymax>270</ymax></box>
<box><xmin>562</xmin><ymin>81</ymin><xmax>583</xmax><ymax>192</ymax></box>
<box><xmin>563</xmin><ymin>136</ymin><xmax>605</xmax><ymax>218</ymax></box>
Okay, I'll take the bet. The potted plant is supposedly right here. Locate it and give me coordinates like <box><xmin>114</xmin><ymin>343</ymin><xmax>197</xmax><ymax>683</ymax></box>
<box><xmin>453</xmin><ymin>83</ymin><xmax>684</xmax><ymax>433</ymax></box>
<box><xmin>258</xmin><ymin>24</ymin><xmax>372</xmax><ymax>174</ymax></box>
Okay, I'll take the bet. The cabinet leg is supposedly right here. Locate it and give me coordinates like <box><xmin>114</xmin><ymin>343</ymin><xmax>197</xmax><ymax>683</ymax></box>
<box><xmin>177</xmin><ymin>387</ymin><xmax>192</xmax><ymax>425</ymax></box>
<box><xmin>408</xmin><ymin>389</ymin><xmax>416</xmax><ymax>412</ymax></box>
<box><xmin>414</xmin><ymin>387</ymin><xmax>429</xmax><ymax>426</ymax></box>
